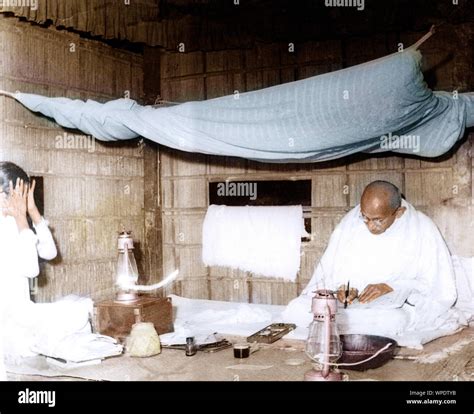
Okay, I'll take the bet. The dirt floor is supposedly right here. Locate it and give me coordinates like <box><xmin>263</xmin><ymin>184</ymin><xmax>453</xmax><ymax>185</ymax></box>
<box><xmin>7</xmin><ymin>327</ymin><xmax>474</xmax><ymax>381</ymax></box>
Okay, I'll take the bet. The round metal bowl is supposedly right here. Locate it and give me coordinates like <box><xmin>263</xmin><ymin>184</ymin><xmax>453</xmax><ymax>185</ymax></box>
<box><xmin>338</xmin><ymin>334</ymin><xmax>398</xmax><ymax>371</ymax></box>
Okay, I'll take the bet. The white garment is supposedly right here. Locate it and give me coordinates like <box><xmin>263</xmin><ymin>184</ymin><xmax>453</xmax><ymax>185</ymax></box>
<box><xmin>0</xmin><ymin>218</ymin><xmax>121</xmax><ymax>369</ymax></box>
<box><xmin>33</xmin><ymin>218</ymin><xmax>58</xmax><ymax>262</ymax></box>
<box><xmin>0</xmin><ymin>215</ymin><xmax>57</xmax><ymax>363</ymax></box>
<box><xmin>0</xmin><ymin>334</ymin><xmax>5</xmax><ymax>381</ymax></box>
<box><xmin>282</xmin><ymin>200</ymin><xmax>466</xmax><ymax>347</ymax></box>
<box><xmin>452</xmin><ymin>256</ymin><xmax>474</xmax><ymax>321</ymax></box>
<box><xmin>0</xmin><ymin>216</ymin><xmax>57</xmax><ymax>308</ymax></box>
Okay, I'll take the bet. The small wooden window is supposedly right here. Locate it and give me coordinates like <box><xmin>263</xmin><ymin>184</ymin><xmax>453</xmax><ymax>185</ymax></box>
<box><xmin>30</xmin><ymin>176</ymin><xmax>44</xmax><ymax>216</ymax></box>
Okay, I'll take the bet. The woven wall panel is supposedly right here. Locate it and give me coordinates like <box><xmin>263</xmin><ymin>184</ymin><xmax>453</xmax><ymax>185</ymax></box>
<box><xmin>163</xmin><ymin>246</ymin><xmax>207</xmax><ymax>279</ymax></box>
<box><xmin>3</xmin><ymin>86</ymin><xmax>57</xmax><ymax>128</ymax></box>
<box><xmin>209</xmin><ymin>277</ymin><xmax>249</xmax><ymax>303</ymax></box>
<box><xmin>345</xmin><ymin>33</ymin><xmax>393</xmax><ymax>66</ymax></box>
<box><xmin>161</xmin><ymin>51</ymin><xmax>204</xmax><ymax>78</ymax></box>
<box><xmin>206</xmin><ymin>74</ymin><xmax>236</xmax><ymax>99</ymax></box>
<box><xmin>312</xmin><ymin>174</ymin><xmax>348</xmax><ymax>208</ymax></box>
<box><xmin>297</xmin><ymin>40</ymin><xmax>342</xmax><ymax>64</ymax></box>
<box><xmin>298</xmin><ymin>63</ymin><xmax>342</xmax><ymax>80</ymax></box>
<box><xmin>299</xmin><ymin>249</ymin><xmax>322</xmax><ymax>291</ymax></box>
<box><xmin>81</xmin><ymin>177</ymin><xmax>144</xmax><ymax>217</ymax></box>
<box><xmin>161</xmin><ymin>77</ymin><xmax>205</xmax><ymax>102</ymax></box>
<box><xmin>162</xmin><ymin>178</ymin><xmax>207</xmax><ymax>209</ymax></box>
<box><xmin>179</xmin><ymin>247</ymin><xmax>208</xmax><ymax>278</ymax></box>
<box><xmin>206</xmin><ymin>50</ymin><xmax>243</xmax><ymax>73</ymax></box>
<box><xmin>43</xmin><ymin>177</ymin><xmax>86</xmax><ymax>217</ymax></box>
<box><xmin>0</xmin><ymin>16</ymin><xmax>145</xmax><ymax>302</ymax></box>
<box><xmin>48</xmin><ymin>218</ymin><xmax>87</xmax><ymax>262</ymax></box>
<box><xmin>40</xmin><ymin>261</ymin><xmax>117</xmax><ymax>302</ymax></box>
<box><xmin>347</xmin><ymin>156</ymin><xmax>405</xmax><ymax>171</ymax></box>
<box><xmin>245</xmin><ymin>69</ymin><xmax>281</xmax><ymax>90</ymax></box>
<box><xmin>207</xmin><ymin>155</ymin><xmax>247</xmax><ymax>175</ymax></box>
<box><xmin>249</xmin><ymin>280</ymin><xmax>298</xmax><ymax>306</ymax></box>
<box><xmin>405</xmin><ymin>171</ymin><xmax>455</xmax><ymax>206</ymax></box>
<box><xmin>163</xmin><ymin>214</ymin><xmax>204</xmax><ymax>246</ymax></box>
<box><xmin>84</xmin><ymin>218</ymin><xmax>144</xmax><ymax>262</ymax></box>
<box><xmin>246</xmin><ymin>161</ymin><xmax>313</xmax><ymax>174</ymax></box>
<box><xmin>420</xmin><ymin>205</ymin><xmax>474</xmax><ymax>258</ymax></box>
<box><xmin>451</xmin><ymin>138</ymin><xmax>472</xmax><ymax>201</ymax></box>
<box><xmin>280</xmin><ymin>67</ymin><xmax>296</xmax><ymax>84</ymax></box>
<box><xmin>1</xmin><ymin>19</ymin><xmax>143</xmax><ymax>98</ymax></box>
<box><xmin>162</xmin><ymin>246</ymin><xmax>178</xmax><ymax>280</ymax></box>
<box><xmin>0</xmin><ymin>0</ymin><xmax>159</xmax><ymax>44</ymax></box>
<box><xmin>179</xmin><ymin>279</ymin><xmax>210</xmax><ymax>300</ymax></box>
<box><xmin>244</xmin><ymin>44</ymin><xmax>280</xmax><ymax>69</ymax></box>
<box><xmin>208</xmin><ymin>266</ymin><xmax>249</xmax><ymax>280</ymax></box>
<box><xmin>161</xmin><ymin>150</ymin><xmax>208</xmax><ymax>177</ymax></box>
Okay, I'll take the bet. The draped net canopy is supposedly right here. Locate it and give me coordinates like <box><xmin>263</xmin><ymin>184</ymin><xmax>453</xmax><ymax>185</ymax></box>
<box><xmin>3</xmin><ymin>47</ymin><xmax>473</xmax><ymax>163</ymax></box>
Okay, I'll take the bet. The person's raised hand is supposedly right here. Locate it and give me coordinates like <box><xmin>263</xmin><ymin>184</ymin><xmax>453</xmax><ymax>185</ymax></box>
<box><xmin>358</xmin><ymin>283</ymin><xmax>393</xmax><ymax>303</ymax></box>
<box><xmin>27</xmin><ymin>179</ymin><xmax>42</xmax><ymax>224</ymax></box>
<box><xmin>5</xmin><ymin>178</ymin><xmax>29</xmax><ymax>231</ymax></box>
<box><xmin>6</xmin><ymin>178</ymin><xmax>27</xmax><ymax>218</ymax></box>
<box><xmin>336</xmin><ymin>284</ymin><xmax>358</xmax><ymax>305</ymax></box>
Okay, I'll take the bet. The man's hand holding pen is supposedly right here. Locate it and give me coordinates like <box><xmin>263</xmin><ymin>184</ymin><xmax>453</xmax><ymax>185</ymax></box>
<box><xmin>337</xmin><ymin>284</ymin><xmax>358</xmax><ymax>306</ymax></box>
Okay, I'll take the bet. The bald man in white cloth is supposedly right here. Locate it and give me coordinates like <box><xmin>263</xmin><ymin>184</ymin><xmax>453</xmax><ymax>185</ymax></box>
<box><xmin>283</xmin><ymin>181</ymin><xmax>468</xmax><ymax>348</ymax></box>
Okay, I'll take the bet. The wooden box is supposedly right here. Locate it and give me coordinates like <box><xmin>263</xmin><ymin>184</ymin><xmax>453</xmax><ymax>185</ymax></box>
<box><xmin>94</xmin><ymin>296</ymin><xmax>174</xmax><ymax>341</ymax></box>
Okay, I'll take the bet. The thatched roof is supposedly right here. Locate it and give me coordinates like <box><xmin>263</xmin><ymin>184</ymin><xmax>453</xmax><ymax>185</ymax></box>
<box><xmin>1</xmin><ymin>0</ymin><xmax>473</xmax><ymax>51</ymax></box>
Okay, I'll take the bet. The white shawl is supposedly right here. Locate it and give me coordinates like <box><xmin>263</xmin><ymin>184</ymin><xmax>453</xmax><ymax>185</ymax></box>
<box><xmin>283</xmin><ymin>201</ymin><xmax>467</xmax><ymax>348</ymax></box>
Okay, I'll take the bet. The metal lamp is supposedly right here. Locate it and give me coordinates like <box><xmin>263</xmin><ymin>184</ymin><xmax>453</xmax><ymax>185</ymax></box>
<box><xmin>115</xmin><ymin>231</ymin><xmax>139</xmax><ymax>302</ymax></box>
<box><xmin>304</xmin><ymin>289</ymin><xmax>343</xmax><ymax>381</ymax></box>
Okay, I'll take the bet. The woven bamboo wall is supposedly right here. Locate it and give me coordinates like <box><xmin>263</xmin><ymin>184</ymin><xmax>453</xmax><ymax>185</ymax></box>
<box><xmin>158</xmin><ymin>25</ymin><xmax>473</xmax><ymax>304</ymax></box>
<box><xmin>0</xmin><ymin>15</ymin><xmax>147</xmax><ymax>302</ymax></box>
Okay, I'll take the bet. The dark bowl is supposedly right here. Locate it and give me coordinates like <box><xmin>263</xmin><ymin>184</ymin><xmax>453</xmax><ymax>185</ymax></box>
<box><xmin>338</xmin><ymin>334</ymin><xmax>398</xmax><ymax>371</ymax></box>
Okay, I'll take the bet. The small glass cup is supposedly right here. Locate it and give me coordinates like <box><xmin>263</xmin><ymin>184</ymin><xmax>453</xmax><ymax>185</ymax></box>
<box><xmin>185</xmin><ymin>336</ymin><xmax>197</xmax><ymax>356</ymax></box>
<box><xmin>233</xmin><ymin>343</ymin><xmax>250</xmax><ymax>359</ymax></box>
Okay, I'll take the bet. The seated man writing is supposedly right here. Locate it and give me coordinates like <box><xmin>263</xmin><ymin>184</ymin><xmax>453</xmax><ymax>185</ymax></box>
<box><xmin>283</xmin><ymin>180</ymin><xmax>464</xmax><ymax>347</ymax></box>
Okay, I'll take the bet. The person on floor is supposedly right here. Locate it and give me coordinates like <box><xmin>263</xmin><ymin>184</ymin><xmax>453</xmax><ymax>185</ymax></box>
<box><xmin>0</xmin><ymin>162</ymin><xmax>57</xmax><ymax>374</ymax></box>
<box><xmin>0</xmin><ymin>162</ymin><xmax>121</xmax><ymax>376</ymax></box>
<box><xmin>283</xmin><ymin>180</ymin><xmax>464</xmax><ymax>346</ymax></box>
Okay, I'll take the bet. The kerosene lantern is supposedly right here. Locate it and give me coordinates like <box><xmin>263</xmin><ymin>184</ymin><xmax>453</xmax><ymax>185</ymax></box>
<box><xmin>304</xmin><ymin>289</ymin><xmax>342</xmax><ymax>381</ymax></box>
<box><xmin>94</xmin><ymin>231</ymin><xmax>179</xmax><ymax>341</ymax></box>
<box><xmin>115</xmin><ymin>231</ymin><xmax>139</xmax><ymax>302</ymax></box>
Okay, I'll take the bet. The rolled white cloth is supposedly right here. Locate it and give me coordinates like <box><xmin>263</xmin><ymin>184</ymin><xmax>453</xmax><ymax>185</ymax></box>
<box><xmin>0</xmin><ymin>333</ymin><xmax>6</xmax><ymax>381</ymax></box>
<box><xmin>202</xmin><ymin>205</ymin><xmax>306</xmax><ymax>281</ymax></box>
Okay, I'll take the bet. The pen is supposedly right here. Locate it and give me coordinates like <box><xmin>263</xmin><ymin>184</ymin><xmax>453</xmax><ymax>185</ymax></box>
<box><xmin>344</xmin><ymin>280</ymin><xmax>350</xmax><ymax>309</ymax></box>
